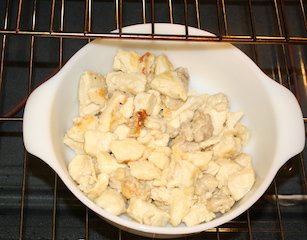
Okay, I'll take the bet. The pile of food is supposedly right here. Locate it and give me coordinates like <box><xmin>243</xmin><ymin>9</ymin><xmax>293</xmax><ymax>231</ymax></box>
<box><xmin>64</xmin><ymin>50</ymin><xmax>255</xmax><ymax>227</ymax></box>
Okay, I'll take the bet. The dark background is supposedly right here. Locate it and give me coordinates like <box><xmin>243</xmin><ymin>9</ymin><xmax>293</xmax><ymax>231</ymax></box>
<box><xmin>0</xmin><ymin>0</ymin><xmax>306</xmax><ymax>239</ymax></box>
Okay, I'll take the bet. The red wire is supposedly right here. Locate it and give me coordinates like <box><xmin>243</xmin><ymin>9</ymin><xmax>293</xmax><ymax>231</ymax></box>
<box><xmin>2</xmin><ymin>66</ymin><xmax>62</xmax><ymax>118</ymax></box>
<box><xmin>3</xmin><ymin>96</ymin><xmax>28</xmax><ymax>118</ymax></box>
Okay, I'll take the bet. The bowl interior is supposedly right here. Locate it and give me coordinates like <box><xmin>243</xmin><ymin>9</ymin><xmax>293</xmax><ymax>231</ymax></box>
<box><xmin>49</xmin><ymin>24</ymin><xmax>278</xmax><ymax>234</ymax></box>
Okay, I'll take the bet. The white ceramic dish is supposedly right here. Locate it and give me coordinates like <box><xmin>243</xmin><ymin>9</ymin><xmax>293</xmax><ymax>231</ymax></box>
<box><xmin>23</xmin><ymin>23</ymin><xmax>305</xmax><ymax>238</ymax></box>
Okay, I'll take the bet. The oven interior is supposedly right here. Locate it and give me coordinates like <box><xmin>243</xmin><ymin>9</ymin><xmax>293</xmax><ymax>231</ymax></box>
<box><xmin>0</xmin><ymin>0</ymin><xmax>306</xmax><ymax>239</ymax></box>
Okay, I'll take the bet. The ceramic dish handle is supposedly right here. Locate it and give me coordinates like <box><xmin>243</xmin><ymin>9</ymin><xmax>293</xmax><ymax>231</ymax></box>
<box><xmin>23</xmin><ymin>78</ymin><xmax>58</xmax><ymax>167</ymax></box>
<box><xmin>265</xmin><ymin>77</ymin><xmax>305</xmax><ymax>169</ymax></box>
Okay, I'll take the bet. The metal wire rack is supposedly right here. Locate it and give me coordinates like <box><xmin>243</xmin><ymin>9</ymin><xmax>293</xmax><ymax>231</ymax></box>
<box><xmin>0</xmin><ymin>0</ymin><xmax>306</xmax><ymax>239</ymax></box>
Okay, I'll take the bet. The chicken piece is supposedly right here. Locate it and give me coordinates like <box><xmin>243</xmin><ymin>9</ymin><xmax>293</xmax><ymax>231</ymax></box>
<box><xmin>78</xmin><ymin>71</ymin><xmax>107</xmax><ymax>116</ymax></box>
<box><xmin>213</xmin><ymin>134</ymin><xmax>242</xmax><ymax>158</ymax></box>
<box><xmin>108</xmin><ymin>167</ymin><xmax>130</xmax><ymax>192</ymax></box>
<box><xmin>207</xmin><ymin>191</ymin><xmax>235</xmax><ymax>214</ymax></box>
<box><xmin>219</xmin><ymin>185</ymin><xmax>232</xmax><ymax>196</ymax></box>
<box><xmin>203</xmin><ymin>161</ymin><xmax>220</xmax><ymax>176</ymax></box>
<box><xmin>162</xmin><ymin>95</ymin><xmax>184</xmax><ymax>111</ymax></box>
<box><xmin>121</xmin><ymin>176</ymin><xmax>150</xmax><ymax>200</ymax></box>
<box><xmin>84</xmin><ymin>130</ymin><xmax>117</xmax><ymax>156</ymax></box>
<box><xmin>144</xmin><ymin>116</ymin><xmax>166</xmax><ymax>133</ymax></box>
<box><xmin>154</xmin><ymin>54</ymin><xmax>174</xmax><ymax>75</ymax></box>
<box><xmin>78</xmin><ymin>72</ymin><xmax>107</xmax><ymax>105</ymax></box>
<box><xmin>113</xmin><ymin>124</ymin><xmax>130</xmax><ymax>140</ymax></box>
<box><xmin>98</xmin><ymin>91</ymin><xmax>126</xmax><ymax>132</ymax></box>
<box><xmin>204</xmin><ymin>93</ymin><xmax>229</xmax><ymax>112</ymax></box>
<box><xmin>228</xmin><ymin>167</ymin><xmax>255</xmax><ymax>201</ymax></box>
<box><xmin>166</xmin><ymin>95</ymin><xmax>208</xmax><ymax>137</ymax></box>
<box><xmin>127</xmin><ymin>197</ymin><xmax>170</xmax><ymax>226</ymax></box>
<box><xmin>129</xmin><ymin>160</ymin><xmax>162</xmax><ymax>180</ymax></box>
<box><xmin>86</xmin><ymin>173</ymin><xmax>109</xmax><ymax>200</ymax></box>
<box><xmin>215</xmin><ymin>158</ymin><xmax>242</xmax><ymax>187</ymax></box>
<box><xmin>195</xmin><ymin>174</ymin><xmax>219</xmax><ymax>195</ymax></box>
<box><xmin>119</xmin><ymin>96</ymin><xmax>134</xmax><ymax>119</ymax></box>
<box><xmin>183</xmin><ymin>203</ymin><xmax>215</xmax><ymax>226</ymax></box>
<box><xmin>233</xmin><ymin>123</ymin><xmax>250</xmax><ymax>145</ymax></box>
<box><xmin>147</xmin><ymin>90</ymin><xmax>162</xmax><ymax>116</ymax></box>
<box><xmin>113</xmin><ymin>50</ymin><xmax>140</xmax><ymax>73</ymax></box>
<box><xmin>139</xmin><ymin>145</ymin><xmax>156</xmax><ymax>161</ymax></box>
<box><xmin>207</xmin><ymin>109</ymin><xmax>228</xmax><ymax>136</ymax></box>
<box><xmin>136</xmin><ymin>128</ymin><xmax>152</xmax><ymax>145</ymax></box>
<box><xmin>166</xmin><ymin>110</ymin><xmax>194</xmax><ymax>138</ymax></box>
<box><xmin>162</xmin><ymin>107</ymin><xmax>172</xmax><ymax>119</ymax></box>
<box><xmin>154</xmin><ymin>146</ymin><xmax>172</xmax><ymax>155</ymax></box>
<box><xmin>180</xmin><ymin>142</ymin><xmax>201</xmax><ymax>153</ymax></box>
<box><xmin>170</xmin><ymin>94</ymin><xmax>208</xmax><ymax>119</ymax></box>
<box><xmin>200</xmin><ymin>136</ymin><xmax>220</xmax><ymax>150</ymax></box>
<box><xmin>179</xmin><ymin>122</ymin><xmax>194</xmax><ymax>142</ymax></box>
<box><xmin>150</xmin><ymin>187</ymin><xmax>172</xmax><ymax>205</ymax></box>
<box><xmin>179</xmin><ymin>111</ymin><xmax>213</xmax><ymax>142</ymax></box>
<box><xmin>139</xmin><ymin>52</ymin><xmax>156</xmax><ymax>75</ymax></box>
<box><xmin>171</xmin><ymin>135</ymin><xmax>201</xmax><ymax>152</ymax></box>
<box><xmin>167</xmin><ymin>160</ymin><xmax>199</xmax><ymax>188</ymax></box>
<box><xmin>80</xmin><ymin>103</ymin><xmax>103</xmax><ymax>116</ymax></box>
<box><xmin>176</xmin><ymin>110</ymin><xmax>197</xmax><ymax>125</ymax></box>
<box><xmin>68</xmin><ymin>155</ymin><xmax>96</xmax><ymax>192</ymax></box>
<box><xmin>110</xmin><ymin>138</ymin><xmax>145</xmax><ymax>163</ymax></box>
<box><xmin>148</xmin><ymin>150</ymin><xmax>170</xmax><ymax>169</ymax></box>
<box><xmin>192</xmin><ymin>111</ymin><xmax>213</xmax><ymax>142</ymax></box>
<box><xmin>134</xmin><ymin>92</ymin><xmax>159</xmax><ymax>115</ymax></box>
<box><xmin>226</xmin><ymin>112</ymin><xmax>244</xmax><ymax>129</ymax></box>
<box><xmin>175</xmin><ymin>67</ymin><xmax>189</xmax><ymax>86</ymax></box>
<box><xmin>151</xmin><ymin>132</ymin><xmax>170</xmax><ymax>147</ymax></box>
<box><xmin>170</xmin><ymin>144</ymin><xmax>183</xmax><ymax>162</ymax></box>
<box><xmin>150</xmin><ymin>70</ymin><xmax>188</xmax><ymax>101</ymax></box>
<box><xmin>169</xmin><ymin>187</ymin><xmax>194</xmax><ymax>226</ymax></box>
<box><xmin>150</xmin><ymin>166</ymin><xmax>171</xmax><ymax>187</ymax></box>
<box><xmin>130</xmin><ymin>109</ymin><xmax>148</xmax><ymax>136</ymax></box>
<box><xmin>66</xmin><ymin>115</ymin><xmax>98</xmax><ymax>142</ymax></box>
<box><xmin>182</xmin><ymin>151</ymin><xmax>213</xmax><ymax>171</ymax></box>
<box><xmin>87</xmin><ymin>87</ymin><xmax>107</xmax><ymax>105</ymax></box>
<box><xmin>95</xmin><ymin>188</ymin><xmax>126</xmax><ymax>215</ymax></box>
<box><xmin>109</xmin><ymin>111</ymin><xmax>128</xmax><ymax>132</ymax></box>
<box><xmin>63</xmin><ymin>134</ymin><xmax>84</xmax><ymax>154</ymax></box>
<box><xmin>136</xmin><ymin>128</ymin><xmax>170</xmax><ymax>148</ymax></box>
<box><xmin>106</xmin><ymin>71</ymin><xmax>146</xmax><ymax>95</ymax></box>
<box><xmin>96</xmin><ymin>151</ymin><xmax>126</xmax><ymax>174</ymax></box>
<box><xmin>234</xmin><ymin>153</ymin><xmax>253</xmax><ymax>168</ymax></box>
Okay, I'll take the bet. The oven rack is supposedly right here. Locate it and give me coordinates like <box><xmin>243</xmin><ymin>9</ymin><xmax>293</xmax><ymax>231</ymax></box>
<box><xmin>0</xmin><ymin>0</ymin><xmax>306</xmax><ymax>43</ymax></box>
<box><xmin>0</xmin><ymin>0</ymin><xmax>306</xmax><ymax>240</ymax></box>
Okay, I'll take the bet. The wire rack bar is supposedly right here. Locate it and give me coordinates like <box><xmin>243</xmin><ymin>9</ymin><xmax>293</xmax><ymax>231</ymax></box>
<box><xmin>168</xmin><ymin>0</ymin><xmax>173</xmax><ymax>24</ymax></box>
<box><xmin>220</xmin><ymin>0</ymin><xmax>228</xmax><ymax>35</ymax></box>
<box><xmin>15</xmin><ymin>0</ymin><xmax>23</xmax><ymax>32</ymax></box>
<box><xmin>248</xmin><ymin>0</ymin><xmax>256</xmax><ymax>41</ymax></box>
<box><xmin>49</xmin><ymin>0</ymin><xmax>56</xmax><ymax>33</ymax></box>
<box><xmin>1</xmin><ymin>29</ymin><xmax>307</xmax><ymax>44</ymax></box>
<box><xmin>300</xmin><ymin>152</ymin><xmax>307</xmax><ymax>194</ymax></box>
<box><xmin>52</xmin><ymin>174</ymin><xmax>58</xmax><ymax>240</ymax></box>
<box><xmin>85</xmin><ymin>207</ymin><xmax>89</xmax><ymax>240</ymax></box>
<box><xmin>142</xmin><ymin>0</ymin><xmax>146</xmax><ymax>24</ymax></box>
<box><xmin>0</xmin><ymin>0</ymin><xmax>306</xmax><ymax>44</ymax></box>
<box><xmin>299</xmin><ymin>0</ymin><xmax>307</xmax><ymax>31</ymax></box>
<box><xmin>184</xmin><ymin>0</ymin><xmax>189</xmax><ymax>38</ymax></box>
<box><xmin>151</xmin><ymin>0</ymin><xmax>155</xmax><ymax>35</ymax></box>
<box><xmin>273</xmin><ymin>180</ymin><xmax>285</xmax><ymax>240</ymax></box>
<box><xmin>0</xmin><ymin>1</ymin><xmax>306</xmax><ymax>240</ymax></box>
<box><xmin>0</xmin><ymin>0</ymin><xmax>9</xmax><ymax>93</ymax></box>
<box><xmin>195</xmin><ymin>0</ymin><xmax>200</xmax><ymax>29</ymax></box>
<box><xmin>18</xmin><ymin>1</ymin><xmax>37</xmax><ymax>239</ymax></box>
